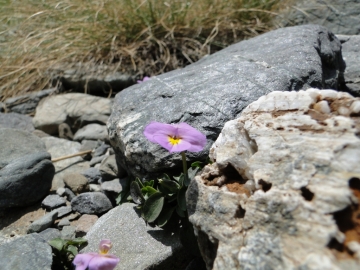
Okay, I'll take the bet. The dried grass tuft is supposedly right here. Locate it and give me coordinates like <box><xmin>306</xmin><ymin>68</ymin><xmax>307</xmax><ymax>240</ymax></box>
<box><xmin>0</xmin><ymin>0</ymin><xmax>291</xmax><ymax>100</ymax></box>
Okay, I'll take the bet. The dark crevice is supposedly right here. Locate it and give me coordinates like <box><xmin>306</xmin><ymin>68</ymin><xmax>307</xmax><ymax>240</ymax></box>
<box><xmin>222</xmin><ymin>164</ymin><xmax>246</xmax><ymax>184</ymax></box>
<box><xmin>258</xmin><ymin>179</ymin><xmax>272</xmax><ymax>192</ymax></box>
<box><xmin>234</xmin><ymin>205</ymin><xmax>246</xmax><ymax>219</ymax></box>
<box><xmin>300</xmin><ymin>186</ymin><xmax>314</xmax><ymax>201</ymax></box>
<box><xmin>197</xmin><ymin>230</ymin><xmax>218</xmax><ymax>270</ymax></box>
<box><xmin>327</xmin><ymin>237</ymin><xmax>345</xmax><ymax>253</ymax></box>
<box><xmin>349</xmin><ymin>177</ymin><xmax>360</xmax><ymax>190</ymax></box>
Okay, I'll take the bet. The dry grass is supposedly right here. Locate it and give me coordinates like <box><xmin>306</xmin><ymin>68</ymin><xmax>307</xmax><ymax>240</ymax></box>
<box><xmin>0</xmin><ymin>0</ymin><xmax>289</xmax><ymax>100</ymax></box>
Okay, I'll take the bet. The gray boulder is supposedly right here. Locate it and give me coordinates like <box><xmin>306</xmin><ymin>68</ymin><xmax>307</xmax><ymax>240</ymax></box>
<box><xmin>71</xmin><ymin>192</ymin><xmax>113</xmax><ymax>215</ymax></box>
<box><xmin>276</xmin><ymin>0</ymin><xmax>360</xmax><ymax>35</ymax></box>
<box><xmin>0</xmin><ymin>233</ymin><xmax>52</xmax><ymax>270</ymax></box>
<box><xmin>186</xmin><ymin>89</ymin><xmax>360</xmax><ymax>269</ymax></box>
<box><xmin>0</xmin><ymin>129</ymin><xmax>54</xmax><ymax>209</ymax></box>
<box><xmin>339</xmin><ymin>35</ymin><xmax>360</xmax><ymax>97</ymax></box>
<box><xmin>108</xmin><ymin>24</ymin><xmax>346</xmax><ymax>180</ymax></box>
<box><xmin>84</xmin><ymin>203</ymin><xmax>191</xmax><ymax>270</ymax></box>
<box><xmin>33</xmin><ymin>93</ymin><xmax>113</xmax><ymax>135</ymax></box>
<box><xmin>0</xmin><ymin>112</ymin><xmax>35</xmax><ymax>132</ymax></box>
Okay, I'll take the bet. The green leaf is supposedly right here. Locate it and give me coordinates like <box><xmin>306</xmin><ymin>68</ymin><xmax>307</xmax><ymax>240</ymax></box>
<box><xmin>65</xmin><ymin>238</ymin><xmax>88</xmax><ymax>246</ymax></box>
<box><xmin>142</xmin><ymin>192</ymin><xmax>165</xmax><ymax>223</ymax></box>
<box><xmin>143</xmin><ymin>180</ymin><xmax>154</xmax><ymax>187</ymax></box>
<box><xmin>130</xmin><ymin>181</ymin><xmax>145</xmax><ymax>204</ymax></box>
<box><xmin>191</xmin><ymin>161</ymin><xmax>203</xmax><ymax>168</ymax></box>
<box><xmin>186</xmin><ymin>167</ymin><xmax>199</xmax><ymax>186</ymax></box>
<box><xmin>116</xmin><ymin>190</ymin><xmax>130</xmax><ymax>205</ymax></box>
<box><xmin>141</xmin><ymin>186</ymin><xmax>158</xmax><ymax>196</ymax></box>
<box><xmin>156</xmin><ymin>205</ymin><xmax>176</xmax><ymax>227</ymax></box>
<box><xmin>162</xmin><ymin>173</ymin><xmax>171</xmax><ymax>180</ymax></box>
<box><xmin>176</xmin><ymin>205</ymin><xmax>186</xmax><ymax>218</ymax></box>
<box><xmin>66</xmin><ymin>245</ymin><xmax>78</xmax><ymax>256</ymax></box>
<box><xmin>177</xmin><ymin>187</ymin><xmax>187</xmax><ymax>211</ymax></box>
<box><xmin>48</xmin><ymin>238</ymin><xmax>65</xmax><ymax>251</ymax></box>
<box><xmin>173</xmin><ymin>173</ymin><xmax>185</xmax><ymax>187</ymax></box>
<box><xmin>158</xmin><ymin>179</ymin><xmax>180</xmax><ymax>193</ymax></box>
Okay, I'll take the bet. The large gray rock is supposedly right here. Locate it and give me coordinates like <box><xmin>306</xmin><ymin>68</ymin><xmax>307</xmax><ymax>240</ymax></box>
<box><xmin>108</xmin><ymin>25</ymin><xmax>346</xmax><ymax>180</ymax></box>
<box><xmin>84</xmin><ymin>203</ymin><xmax>190</xmax><ymax>270</ymax></box>
<box><xmin>276</xmin><ymin>0</ymin><xmax>360</xmax><ymax>35</ymax></box>
<box><xmin>33</xmin><ymin>93</ymin><xmax>113</xmax><ymax>135</ymax></box>
<box><xmin>338</xmin><ymin>35</ymin><xmax>360</xmax><ymax>97</ymax></box>
<box><xmin>0</xmin><ymin>233</ymin><xmax>53</xmax><ymax>270</ymax></box>
<box><xmin>0</xmin><ymin>112</ymin><xmax>35</xmax><ymax>132</ymax></box>
<box><xmin>186</xmin><ymin>89</ymin><xmax>360</xmax><ymax>270</ymax></box>
<box><xmin>0</xmin><ymin>129</ymin><xmax>54</xmax><ymax>209</ymax></box>
<box><xmin>71</xmin><ymin>192</ymin><xmax>113</xmax><ymax>215</ymax></box>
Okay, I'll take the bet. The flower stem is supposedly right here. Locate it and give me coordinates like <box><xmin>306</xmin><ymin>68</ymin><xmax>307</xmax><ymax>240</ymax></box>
<box><xmin>181</xmin><ymin>151</ymin><xmax>188</xmax><ymax>184</ymax></box>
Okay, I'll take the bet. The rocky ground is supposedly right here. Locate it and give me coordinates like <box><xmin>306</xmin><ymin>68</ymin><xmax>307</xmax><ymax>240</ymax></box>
<box><xmin>0</xmin><ymin>1</ymin><xmax>360</xmax><ymax>269</ymax></box>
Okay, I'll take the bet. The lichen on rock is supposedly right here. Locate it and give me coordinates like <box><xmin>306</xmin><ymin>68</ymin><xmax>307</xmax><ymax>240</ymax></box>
<box><xmin>186</xmin><ymin>89</ymin><xmax>360</xmax><ymax>270</ymax></box>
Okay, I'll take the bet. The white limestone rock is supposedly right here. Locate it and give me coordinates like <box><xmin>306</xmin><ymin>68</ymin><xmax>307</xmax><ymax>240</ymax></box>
<box><xmin>187</xmin><ymin>89</ymin><xmax>360</xmax><ymax>270</ymax></box>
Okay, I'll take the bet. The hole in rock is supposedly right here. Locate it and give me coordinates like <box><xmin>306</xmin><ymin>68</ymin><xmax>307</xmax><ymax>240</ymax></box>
<box><xmin>258</xmin><ymin>179</ymin><xmax>272</xmax><ymax>192</ymax></box>
<box><xmin>222</xmin><ymin>164</ymin><xmax>246</xmax><ymax>184</ymax></box>
<box><xmin>327</xmin><ymin>237</ymin><xmax>346</xmax><ymax>253</ymax></box>
<box><xmin>328</xmin><ymin>177</ymin><xmax>360</xmax><ymax>259</ymax></box>
<box><xmin>300</xmin><ymin>186</ymin><xmax>314</xmax><ymax>201</ymax></box>
<box><xmin>276</xmin><ymin>127</ymin><xmax>284</xmax><ymax>131</ymax></box>
<box><xmin>349</xmin><ymin>177</ymin><xmax>360</xmax><ymax>190</ymax></box>
<box><xmin>234</xmin><ymin>205</ymin><xmax>246</xmax><ymax>219</ymax></box>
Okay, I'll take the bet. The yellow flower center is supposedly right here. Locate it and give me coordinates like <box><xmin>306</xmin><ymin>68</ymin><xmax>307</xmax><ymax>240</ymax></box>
<box><xmin>99</xmin><ymin>244</ymin><xmax>111</xmax><ymax>255</ymax></box>
<box><xmin>168</xmin><ymin>136</ymin><xmax>181</xmax><ymax>145</ymax></box>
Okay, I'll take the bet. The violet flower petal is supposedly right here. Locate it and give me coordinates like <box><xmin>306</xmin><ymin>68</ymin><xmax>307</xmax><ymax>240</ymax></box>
<box><xmin>88</xmin><ymin>254</ymin><xmax>120</xmax><ymax>270</ymax></box>
<box><xmin>169</xmin><ymin>139</ymin><xmax>192</xmax><ymax>153</ymax></box>
<box><xmin>137</xmin><ymin>76</ymin><xmax>151</xmax><ymax>83</ymax></box>
<box><xmin>73</xmin><ymin>253</ymin><xmax>97</xmax><ymax>270</ymax></box>
<box><xmin>144</xmin><ymin>122</ymin><xmax>176</xmax><ymax>143</ymax></box>
<box><xmin>176</xmin><ymin>123</ymin><xmax>207</xmax><ymax>152</ymax></box>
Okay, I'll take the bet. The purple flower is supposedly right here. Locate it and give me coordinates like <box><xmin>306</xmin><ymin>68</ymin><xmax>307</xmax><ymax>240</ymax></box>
<box><xmin>73</xmin><ymin>239</ymin><xmax>120</xmax><ymax>270</ymax></box>
<box><xmin>144</xmin><ymin>122</ymin><xmax>206</xmax><ymax>153</ymax></box>
<box><xmin>137</xmin><ymin>76</ymin><xmax>150</xmax><ymax>83</ymax></box>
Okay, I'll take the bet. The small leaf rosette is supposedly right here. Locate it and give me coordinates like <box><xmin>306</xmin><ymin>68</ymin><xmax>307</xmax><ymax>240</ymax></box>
<box><xmin>144</xmin><ymin>121</ymin><xmax>206</xmax><ymax>153</ymax></box>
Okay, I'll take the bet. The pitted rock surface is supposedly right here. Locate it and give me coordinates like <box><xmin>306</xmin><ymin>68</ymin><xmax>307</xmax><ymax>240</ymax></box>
<box><xmin>186</xmin><ymin>89</ymin><xmax>360</xmax><ymax>270</ymax></box>
<box><xmin>108</xmin><ymin>25</ymin><xmax>346</xmax><ymax>180</ymax></box>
